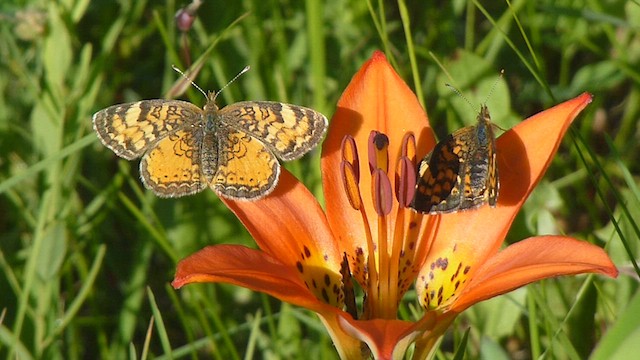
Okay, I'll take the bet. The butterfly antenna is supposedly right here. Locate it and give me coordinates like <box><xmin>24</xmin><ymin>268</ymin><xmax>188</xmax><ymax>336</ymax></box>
<box><xmin>445</xmin><ymin>83</ymin><xmax>476</xmax><ymax>113</ymax></box>
<box><xmin>446</xmin><ymin>69</ymin><xmax>505</xmax><ymax>114</ymax></box>
<box><xmin>483</xmin><ymin>69</ymin><xmax>504</xmax><ymax>105</ymax></box>
<box><xmin>171</xmin><ymin>64</ymin><xmax>208</xmax><ymax>100</ymax></box>
<box><xmin>213</xmin><ymin>65</ymin><xmax>251</xmax><ymax>102</ymax></box>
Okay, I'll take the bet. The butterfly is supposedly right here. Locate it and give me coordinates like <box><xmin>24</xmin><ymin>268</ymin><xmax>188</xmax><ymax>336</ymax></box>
<box><xmin>410</xmin><ymin>105</ymin><xmax>499</xmax><ymax>213</ymax></box>
<box><xmin>92</xmin><ymin>91</ymin><xmax>327</xmax><ymax>200</ymax></box>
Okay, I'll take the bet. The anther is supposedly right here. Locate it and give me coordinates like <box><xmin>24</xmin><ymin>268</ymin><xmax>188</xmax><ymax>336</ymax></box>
<box><xmin>372</xmin><ymin>169</ymin><xmax>392</xmax><ymax>216</ymax></box>
<box><xmin>395</xmin><ymin>156</ymin><xmax>416</xmax><ymax>207</ymax></box>
<box><xmin>341</xmin><ymin>161</ymin><xmax>362</xmax><ymax>210</ymax></box>
<box><xmin>341</xmin><ymin>135</ymin><xmax>360</xmax><ymax>182</ymax></box>
<box><xmin>368</xmin><ymin>131</ymin><xmax>389</xmax><ymax>173</ymax></box>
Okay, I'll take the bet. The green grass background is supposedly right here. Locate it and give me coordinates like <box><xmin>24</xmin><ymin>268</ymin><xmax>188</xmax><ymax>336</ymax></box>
<box><xmin>1</xmin><ymin>0</ymin><xmax>638</xmax><ymax>359</ymax></box>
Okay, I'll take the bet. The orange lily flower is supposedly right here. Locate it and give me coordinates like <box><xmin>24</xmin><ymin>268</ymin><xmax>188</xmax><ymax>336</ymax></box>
<box><xmin>172</xmin><ymin>51</ymin><xmax>618</xmax><ymax>359</ymax></box>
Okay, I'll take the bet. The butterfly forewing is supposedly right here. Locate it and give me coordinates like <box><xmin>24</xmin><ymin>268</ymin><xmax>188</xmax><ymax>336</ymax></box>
<box><xmin>92</xmin><ymin>100</ymin><xmax>202</xmax><ymax>160</ymax></box>
<box><xmin>219</xmin><ymin>101</ymin><xmax>328</xmax><ymax>161</ymax></box>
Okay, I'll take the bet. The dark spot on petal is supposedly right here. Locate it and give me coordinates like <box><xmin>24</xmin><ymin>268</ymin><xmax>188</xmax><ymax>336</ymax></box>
<box><xmin>440</xmin><ymin>258</ymin><xmax>449</xmax><ymax>270</ymax></box>
<box><xmin>322</xmin><ymin>289</ymin><xmax>329</xmax><ymax>302</ymax></box>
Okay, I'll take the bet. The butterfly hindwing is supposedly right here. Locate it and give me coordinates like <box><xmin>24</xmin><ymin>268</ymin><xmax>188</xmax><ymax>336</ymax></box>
<box><xmin>410</xmin><ymin>105</ymin><xmax>499</xmax><ymax>214</ymax></box>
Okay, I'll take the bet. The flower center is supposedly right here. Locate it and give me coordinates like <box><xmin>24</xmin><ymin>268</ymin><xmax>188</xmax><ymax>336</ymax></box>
<box><xmin>339</xmin><ymin>131</ymin><xmax>435</xmax><ymax>319</ymax></box>
<box><xmin>339</xmin><ymin>130</ymin><xmax>476</xmax><ymax>317</ymax></box>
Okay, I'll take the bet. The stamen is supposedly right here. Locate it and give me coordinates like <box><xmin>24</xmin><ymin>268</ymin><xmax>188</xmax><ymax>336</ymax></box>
<box><xmin>342</xmin><ymin>130</ymin><xmax>423</xmax><ymax>320</ymax></box>
<box><xmin>386</xmin><ymin>132</ymin><xmax>421</xmax><ymax>314</ymax></box>
<box><xmin>394</xmin><ymin>157</ymin><xmax>416</xmax><ymax>208</ymax></box>
<box><xmin>401</xmin><ymin>132</ymin><xmax>416</xmax><ymax>164</ymax></box>
<box><xmin>369</xmin><ymin>155</ymin><xmax>392</xmax><ymax>318</ymax></box>
<box><xmin>368</xmin><ymin>131</ymin><xmax>389</xmax><ymax>173</ymax></box>
<box><xmin>387</xmin><ymin>134</ymin><xmax>417</xmax><ymax>313</ymax></box>
<box><xmin>398</xmin><ymin>133</ymin><xmax>417</xmax><ymax>205</ymax></box>
<box><xmin>340</xmin><ymin>135</ymin><xmax>363</xmax><ymax>210</ymax></box>
<box><xmin>372</xmin><ymin>168</ymin><xmax>393</xmax><ymax>318</ymax></box>
<box><xmin>340</xmin><ymin>253</ymin><xmax>358</xmax><ymax>319</ymax></box>
<box><xmin>341</xmin><ymin>135</ymin><xmax>360</xmax><ymax>182</ymax></box>
<box><xmin>340</xmin><ymin>134</ymin><xmax>377</xmax><ymax>318</ymax></box>
<box><xmin>372</xmin><ymin>169</ymin><xmax>392</xmax><ymax>216</ymax></box>
<box><xmin>341</xmin><ymin>161</ymin><xmax>363</xmax><ymax>210</ymax></box>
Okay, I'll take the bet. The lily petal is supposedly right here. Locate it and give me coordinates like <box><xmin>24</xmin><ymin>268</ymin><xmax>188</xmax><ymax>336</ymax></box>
<box><xmin>172</xmin><ymin>244</ymin><xmax>337</xmax><ymax>312</ymax></box>
<box><xmin>338</xmin><ymin>315</ymin><xmax>435</xmax><ymax>360</ymax></box>
<box><xmin>321</xmin><ymin>51</ymin><xmax>435</xmax><ymax>251</ymax></box>
<box><xmin>222</xmin><ymin>170</ymin><xmax>340</xmax><ymax>265</ymax></box>
<box><xmin>415</xmin><ymin>93</ymin><xmax>595</xmax><ymax>309</ymax></box>
<box><xmin>221</xmin><ymin>170</ymin><xmax>344</xmax><ymax>307</ymax></box>
<box><xmin>442</xmin><ymin>92</ymin><xmax>593</xmax><ymax>259</ymax></box>
<box><xmin>452</xmin><ymin>236</ymin><xmax>619</xmax><ymax>311</ymax></box>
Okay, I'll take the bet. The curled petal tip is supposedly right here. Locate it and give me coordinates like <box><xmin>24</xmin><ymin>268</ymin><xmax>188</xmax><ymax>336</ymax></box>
<box><xmin>171</xmin><ymin>279</ymin><xmax>182</xmax><ymax>289</ymax></box>
<box><xmin>371</xmin><ymin>50</ymin><xmax>387</xmax><ymax>61</ymax></box>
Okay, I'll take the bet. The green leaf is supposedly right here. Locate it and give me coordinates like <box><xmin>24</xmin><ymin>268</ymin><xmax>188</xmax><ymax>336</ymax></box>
<box><xmin>590</xmin><ymin>291</ymin><xmax>640</xmax><ymax>360</ymax></box>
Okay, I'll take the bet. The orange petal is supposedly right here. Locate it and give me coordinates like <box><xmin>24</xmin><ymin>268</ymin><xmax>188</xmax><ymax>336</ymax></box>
<box><xmin>222</xmin><ymin>169</ymin><xmax>341</xmax><ymax>271</ymax></box>
<box><xmin>452</xmin><ymin>236</ymin><xmax>618</xmax><ymax>311</ymax></box>
<box><xmin>321</xmin><ymin>51</ymin><xmax>435</xmax><ymax>251</ymax></box>
<box><xmin>496</xmin><ymin>92</ymin><xmax>593</xmax><ymax>215</ymax></box>
<box><xmin>337</xmin><ymin>313</ymin><xmax>437</xmax><ymax>359</ymax></box>
<box><xmin>418</xmin><ymin>93</ymin><xmax>594</xmax><ymax>288</ymax></box>
<box><xmin>221</xmin><ymin>170</ymin><xmax>345</xmax><ymax>307</ymax></box>
<box><xmin>172</xmin><ymin>245</ymin><xmax>339</xmax><ymax>313</ymax></box>
<box><xmin>317</xmin><ymin>313</ymin><xmax>371</xmax><ymax>360</ymax></box>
